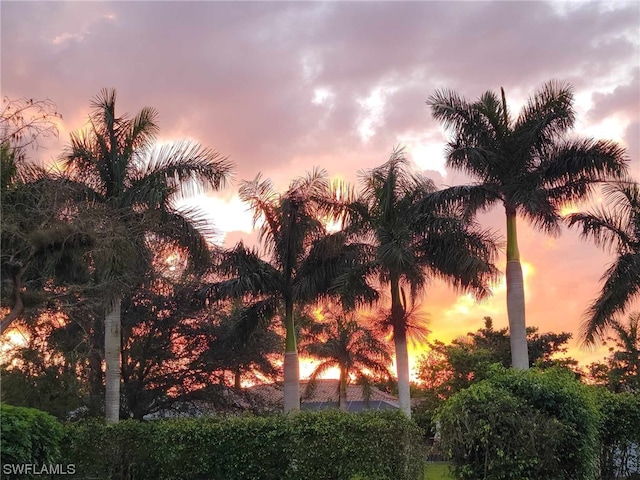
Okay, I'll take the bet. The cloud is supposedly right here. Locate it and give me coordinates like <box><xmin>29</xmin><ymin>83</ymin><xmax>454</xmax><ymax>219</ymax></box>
<box><xmin>2</xmin><ymin>0</ymin><xmax>638</xmax><ymax>366</ymax></box>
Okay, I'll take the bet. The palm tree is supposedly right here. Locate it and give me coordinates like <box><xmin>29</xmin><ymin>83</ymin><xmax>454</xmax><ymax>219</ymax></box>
<box><xmin>428</xmin><ymin>81</ymin><xmax>628</xmax><ymax>369</ymax></box>
<box><xmin>61</xmin><ymin>89</ymin><xmax>233</xmax><ymax>422</ymax></box>
<box><xmin>202</xmin><ymin>170</ymin><xmax>375</xmax><ymax>412</ymax></box>
<box><xmin>567</xmin><ymin>180</ymin><xmax>639</xmax><ymax>344</ymax></box>
<box><xmin>299</xmin><ymin>305</ymin><xmax>392</xmax><ymax>410</ymax></box>
<box><xmin>340</xmin><ymin>150</ymin><xmax>500</xmax><ymax>416</ymax></box>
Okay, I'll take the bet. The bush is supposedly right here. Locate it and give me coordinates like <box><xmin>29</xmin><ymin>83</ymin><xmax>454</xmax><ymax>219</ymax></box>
<box><xmin>437</xmin><ymin>368</ymin><xmax>599</xmax><ymax>480</ymax></box>
<box><xmin>596</xmin><ymin>389</ymin><xmax>640</xmax><ymax>480</ymax></box>
<box><xmin>60</xmin><ymin>411</ymin><xmax>425</xmax><ymax>480</ymax></box>
<box><xmin>0</xmin><ymin>403</ymin><xmax>64</xmax><ymax>472</ymax></box>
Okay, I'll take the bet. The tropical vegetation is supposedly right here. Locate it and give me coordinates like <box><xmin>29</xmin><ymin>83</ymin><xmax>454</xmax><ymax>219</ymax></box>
<box><xmin>428</xmin><ymin>81</ymin><xmax>628</xmax><ymax>369</ymax></box>
<box><xmin>1</xmin><ymin>80</ymin><xmax>638</xmax><ymax>479</ymax></box>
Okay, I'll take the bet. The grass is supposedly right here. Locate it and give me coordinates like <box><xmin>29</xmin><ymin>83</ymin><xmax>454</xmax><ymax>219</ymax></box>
<box><xmin>424</xmin><ymin>462</ymin><xmax>454</xmax><ymax>480</ymax></box>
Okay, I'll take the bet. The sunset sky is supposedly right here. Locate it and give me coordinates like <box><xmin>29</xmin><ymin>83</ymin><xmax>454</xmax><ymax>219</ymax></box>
<box><xmin>2</xmin><ymin>1</ymin><xmax>639</xmax><ymax>373</ymax></box>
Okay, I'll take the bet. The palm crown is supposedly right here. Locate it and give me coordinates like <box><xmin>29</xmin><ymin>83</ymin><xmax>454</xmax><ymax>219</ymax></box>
<box><xmin>338</xmin><ymin>150</ymin><xmax>500</xmax><ymax>415</ymax></box>
<box><xmin>202</xmin><ymin>169</ymin><xmax>371</xmax><ymax>412</ymax></box>
<box><xmin>428</xmin><ymin>81</ymin><xmax>628</xmax><ymax>370</ymax></box>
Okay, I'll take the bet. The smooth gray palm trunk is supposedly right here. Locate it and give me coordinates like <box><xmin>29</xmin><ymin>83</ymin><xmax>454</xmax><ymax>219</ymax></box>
<box><xmin>105</xmin><ymin>296</ymin><xmax>122</xmax><ymax>422</ymax></box>
<box><xmin>283</xmin><ymin>351</ymin><xmax>300</xmax><ymax>412</ymax></box>
<box><xmin>394</xmin><ymin>332</ymin><xmax>412</xmax><ymax>417</ymax></box>
<box><xmin>506</xmin><ymin>260</ymin><xmax>529</xmax><ymax>370</ymax></box>
<box><xmin>339</xmin><ymin>369</ymin><xmax>348</xmax><ymax>411</ymax></box>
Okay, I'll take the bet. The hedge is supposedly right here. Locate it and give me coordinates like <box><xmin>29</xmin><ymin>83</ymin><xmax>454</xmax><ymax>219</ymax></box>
<box><xmin>437</xmin><ymin>367</ymin><xmax>600</xmax><ymax>480</ymax></box>
<box><xmin>596</xmin><ymin>389</ymin><xmax>640</xmax><ymax>480</ymax></box>
<box><xmin>59</xmin><ymin>410</ymin><xmax>425</xmax><ymax>480</ymax></box>
<box><xmin>0</xmin><ymin>403</ymin><xmax>64</xmax><ymax>476</ymax></box>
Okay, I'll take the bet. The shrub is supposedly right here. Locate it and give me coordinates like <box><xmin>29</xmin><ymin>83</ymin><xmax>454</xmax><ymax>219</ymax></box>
<box><xmin>60</xmin><ymin>411</ymin><xmax>425</xmax><ymax>480</ymax></box>
<box><xmin>437</xmin><ymin>368</ymin><xmax>599</xmax><ymax>480</ymax></box>
<box><xmin>0</xmin><ymin>403</ymin><xmax>64</xmax><ymax>470</ymax></box>
<box><xmin>596</xmin><ymin>389</ymin><xmax>640</xmax><ymax>480</ymax></box>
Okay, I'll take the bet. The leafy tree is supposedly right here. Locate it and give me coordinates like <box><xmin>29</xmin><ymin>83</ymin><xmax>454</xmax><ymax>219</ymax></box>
<box><xmin>60</xmin><ymin>88</ymin><xmax>233</xmax><ymax>422</ymax></box>
<box><xmin>568</xmin><ymin>180</ymin><xmax>640</xmax><ymax>343</ymax></box>
<box><xmin>428</xmin><ymin>81</ymin><xmax>628</xmax><ymax>369</ymax></box>
<box><xmin>1</xmin><ymin>99</ymin><xmax>90</xmax><ymax>335</ymax></box>
<box><xmin>338</xmin><ymin>150</ymin><xmax>499</xmax><ymax>416</ymax></box>
<box><xmin>202</xmin><ymin>170</ymin><xmax>373</xmax><ymax>412</ymax></box>
<box><xmin>416</xmin><ymin>317</ymin><xmax>577</xmax><ymax>398</ymax></box>
<box><xmin>299</xmin><ymin>304</ymin><xmax>392</xmax><ymax>410</ymax></box>
<box><xmin>587</xmin><ymin>312</ymin><xmax>640</xmax><ymax>394</ymax></box>
<box><xmin>0</xmin><ymin>312</ymin><xmax>90</xmax><ymax>420</ymax></box>
<box><xmin>120</xmin><ymin>274</ymin><xmax>210</xmax><ymax>420</ymax></box>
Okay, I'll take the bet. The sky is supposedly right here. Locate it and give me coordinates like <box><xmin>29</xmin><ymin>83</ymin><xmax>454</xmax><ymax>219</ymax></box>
<box><xmin>2</xmin><ymin>0</ymin><xmax>639</xmax><ymax>374</ymax></box>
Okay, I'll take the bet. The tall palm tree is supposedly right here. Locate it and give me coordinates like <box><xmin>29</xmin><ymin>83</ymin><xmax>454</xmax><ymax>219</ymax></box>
<box><xmin>299</xmin><ymin>305</ymin><xmax>392</xmax><ymax>410</ymax></box>
<box><xmin>202</xmin><ymin>170</ymin><xmax>375</xmax><ymax>412</ymax></box>
<box><xmin>61</xmin><ymin>89</ymin><xmax>233</xmax><ymax>422</ymax></box>
<box><xmin>340</xmin><ymin>150</ymin><xmax>500</xmax><ymax>416</ymax></box>
<box><xmin>567</xmin><ymin>180</ymin><xmax>639</xmax><ymax>344</ymax></box>
<box><xmin>428</xmin><ymin>81</ymin><xmax>628</xmax><ymax>369</ymax></box>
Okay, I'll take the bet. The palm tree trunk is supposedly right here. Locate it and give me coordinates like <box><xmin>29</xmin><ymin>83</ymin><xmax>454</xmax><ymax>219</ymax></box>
<box><xmin>105</xmin><ymin>296</ymin><xmax>122</xmax><ymax>422</ymax></box>
<box><xmin>283</xmin><ymin>300</ymin><xmax>300</xmax><ymax>412</ymax></box>
<box><xmin>391</xmin><ymin>275</ymin><xmax>411</xmax><ymax>417</ymax></box>
<box><xmin>234</xmin><ymin>367</ymin><xmax>242</xmax><ymax>390</ymax></box>
<box><xmin>505</xmin><ymin>210</ymin><xmax>529</xmax><ymax>370</ymax></box>
<box><xmin>339</xmin><ymin>368</ymin><xmax>348</xmax><ymax>411</ymax></box>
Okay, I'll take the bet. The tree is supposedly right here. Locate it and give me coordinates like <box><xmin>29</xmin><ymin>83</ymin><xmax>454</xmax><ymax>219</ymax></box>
<box><xmin>1</xmin><ymin>97</ymin><xmax>91</xmax><ymax>336</ymax></box>
<box><xmin>587</xmin><ymin>312</ymin><xmax>640</xmax><ymax>394</ymax></box>
<box><xmin>428</xmin><ymin>80</ymin><xmax>628</xmax><ymax>369</ymax></box>
<box><xmin>416</xmin><ymin>317</ymin><xmax>577</xmax><ymax>399</ymax></box>
<box><xmin>340</xmin><ymin>150</ymin><xmax>499</xmax><ymax>416</ymax></box>
<box><xmin>299</xmin><ymin>304</ymin><xmax>392</xmax><ymax>410</ymax></box>
<box><xmin>61</xmin><ymin>89</ymin><xmax>233</xmax><ymax>422</ymax></box>
<box><xmin>202</xmin><ymin>170</ymin><xmax>374</xmax><ymax>412</ymax></box>
<box><xmin>567</xmin><ymin>180</ymin><xmax>639</xmax><ymax>344</ymax></box>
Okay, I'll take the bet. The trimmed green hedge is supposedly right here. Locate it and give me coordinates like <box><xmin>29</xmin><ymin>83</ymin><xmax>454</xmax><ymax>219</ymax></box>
<box><xmin>0</xmin><ymin>403</ymin><xmax>63</xmax><ymax>466</ymax></box>
<box><xmin>60</xmin><ymin>410</ymin><xmax>425</xmax><ymax>480</ymax></box>
<box><xmin>437</xmin><ymin>368</ymin><xmax>600</xmax><ymax>480</ymax></box>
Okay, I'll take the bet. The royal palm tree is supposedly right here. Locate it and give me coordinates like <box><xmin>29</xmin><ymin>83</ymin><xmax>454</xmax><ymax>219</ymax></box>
<box><xmin>340</xmin><ymin>150</ymin><xmax>500</xmax><ymax>416</ymax></box>
<box><xmin>428</xmin><ymin>81</ymin><xmax>628</xmax><ymax>369</ymax></box>
<box><xmin>567</xmin><ymin>180</ymin><xmax>639</xmax><ymax>344</ymax></box>
<box><xmin>202</xmin><ymin>170</ymin><xmax>375</xmax><ymax>412</ymax></box>
<box><xmin>299</xmin><ymin>305</ymin><xmax>392</xmax><ymax>410</ymax></box>
<box><xmin>61</xmin><ymin>89</ymin><xmax>233</xmax><ymax>422</ymax></box>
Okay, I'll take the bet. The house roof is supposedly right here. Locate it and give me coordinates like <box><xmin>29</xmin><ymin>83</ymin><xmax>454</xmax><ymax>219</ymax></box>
<box><xmin>248</xmin><ymin>379</ymin><xmax>400</xmax><ymax>411</ymax></box>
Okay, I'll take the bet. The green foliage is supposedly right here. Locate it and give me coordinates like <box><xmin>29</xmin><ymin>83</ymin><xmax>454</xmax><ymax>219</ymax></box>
<box><xmin>60</xmin><ymin>411</ymin><xmax>425</xmax><ymax>480</ymax></box>
<box><xmin>437</xmin><ymin>368</ymin><xmax>599</xmax><ymax>480</ymax></box>
<box><xmin>417</xmin><ymin>317</ymin><xmax>577</xmax><ymax>399</ymax></box>
<box><xmin>587</xmin><ymin>313</ymin><xmax>640</xmax><ymax>394</ymax></box>
<box><xmin>0</xmin><ymin>403</ymin><xmax>63</xmax><ymax>466</ymax></box>
<box><xmin>595</xmin><ymin>389</ymin><xmax>640</xmax><ymax>480</ymax></box>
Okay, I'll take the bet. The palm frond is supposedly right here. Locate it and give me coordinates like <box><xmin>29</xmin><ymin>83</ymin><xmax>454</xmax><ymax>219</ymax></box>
<box><xmin>538</xmin><ymin>138</ymin><xmax>628</xmax><ymax>191</ymax></box>
<box><xmin>238</xmin><ymin>174</ymin><xmax>281</xmax><ymax>250</ymax></box>
<box><xmin>200</xmin><ymin>242</ymin><xmax>282</xmax><ymax>301</ymax></box>
<box><xmin>514</xmin><ymin>80</ymin><xmax>575</xmax><ymax>153</ymax></box>
<box><xmin>428</xmin><ymin>88</ymin><xmax>475</xmax><ymax>134</ymax></box>
<box><xmin>233</xmin><ymin>297</ymin><xmax>280</xmax><ymax>344</ymax></box>
<box><xmin>567</xmin><ymin>210</ymin><xmax>631</xmax><ymax>253</ymax></box>
<box><xmin>135</xmin><ymin>140</ymin><xmax>233</xmax><ymax>199</ymax></box>
<box><xmin>148</xmin><ymin>206</ymin><xmax>216</xmax><ymax>270</ymax></box>
<box><xmin>581</xmin><ymin>252</ymin><xmax>640</xmax><ymax>345</ymax></box>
